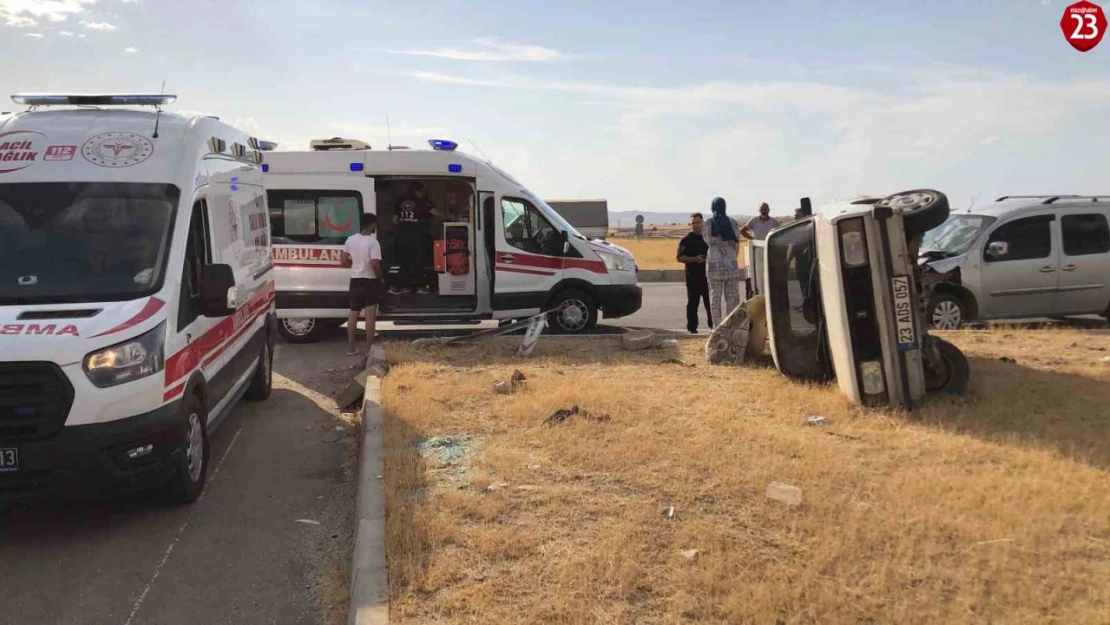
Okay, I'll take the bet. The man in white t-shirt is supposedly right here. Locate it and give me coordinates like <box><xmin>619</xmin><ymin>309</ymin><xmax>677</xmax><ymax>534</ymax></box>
<box><xmin>340</xmin><ymin>213</ymin><xmax>383</xmax><ymax>356</ymax></box>
<box><xmin>740</xmin><ymin>202</ymin><xmax>781</xmax><ymax>241</ymax></box>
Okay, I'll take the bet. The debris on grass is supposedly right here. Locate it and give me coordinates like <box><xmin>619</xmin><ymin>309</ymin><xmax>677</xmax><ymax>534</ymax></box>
<box><xmin>543</xmin><ymin>405</ymin><xmax>611</xmax><ymax>427</ymax></box>
<box><xmin>680</xmin><ymin>549</ymin><xmax>700</xmax><ymax>561</ymax></box>
<box><xmin>1000</xmin><ymin>356</ymin><xmax>1018</xmax><ymax>364</ymax></box>
<box><xmin>662</xmin><ymin>505</ymin><xmax>676</xmax><ymax>519</ymax></box>
<box><xmin>621</xmin><ymin>329</ymin><xmax>660</xmax><ymax>351</ymax></box>
<box><xmin>766</xmin><ymin>482</ymin><xmax>803</xmax><ymax>507</ymax></box>
<box><xmin>806</xmin><ymin>415</ymin><xmax>829</xmax><ymax>427</ymax></box>
<box><xmin>418</xmin><ymin>434</ymin><xmax>478</xmax><ymax>481</ymax></box>
<box><xmin>660</xmin><ymin>358</ymin><xmax>695</xmax><ymax>367</ymax></box>
<box><xmin>494</xmin><ymin>370</ymin><xmax>528</xmax><ymax>395</ymax></box>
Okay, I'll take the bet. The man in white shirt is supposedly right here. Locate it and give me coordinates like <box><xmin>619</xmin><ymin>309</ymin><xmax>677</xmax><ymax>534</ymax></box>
<box><xmin>340</xmin><ymin>213</ymin><xmax>383</xmax><ymax>356</ymax></box>
<box><xmin>740</xmin><ymin>202</ymin><xmax>781</xmax><ymax>241</ymax></box>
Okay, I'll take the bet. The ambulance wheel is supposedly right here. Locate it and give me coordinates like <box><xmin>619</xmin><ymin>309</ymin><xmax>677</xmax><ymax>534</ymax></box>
<box><xmin>245</xmin><ymin>337</ymin><xmax>273</xmax><ymax>402</ymax></box>
<box><xmin>549</xmin><ymin>289</ymin><xmax>598</xmax><ymax>334</ymax></box>
<box><xmin>923</xmin><ymin>337</ymin><xmax>970</xmax><ymax>396</ymax></box>
<box><xmin>880</xmin><ymin>189</ymin><xmax>949</xmax><ymax>236</ymax></box>
<box><xmin>279</xmin><ymin>318</ymin><xmax>324</xmax><ymax>343</ymax></box>
<box><xmin>164</xmin><ymin>394</ymin><xmax>209</xmax><ymax>505</ymax></box>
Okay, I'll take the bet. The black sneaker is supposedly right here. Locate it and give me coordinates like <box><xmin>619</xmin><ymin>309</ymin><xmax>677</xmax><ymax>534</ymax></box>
<box><xmin>416</xmin><ymin>287</ymin><xmax>431</xmax><ymax>295</ymax></box>
<box><xmin>388</xmin><ymin>287</ymin><xmax>409</xmax><ymax>296</ymax></box>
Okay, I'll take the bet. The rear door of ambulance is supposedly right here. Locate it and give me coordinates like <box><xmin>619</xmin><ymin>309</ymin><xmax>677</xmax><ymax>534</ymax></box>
<box><xmin>264</xmin><ymin>172</ymin><xmax>376</xmax><ymax>314</ymax></box>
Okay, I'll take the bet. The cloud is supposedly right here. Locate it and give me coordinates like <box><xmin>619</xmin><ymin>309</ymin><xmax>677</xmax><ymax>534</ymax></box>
<box><xmin>0</xmin><ymin>0</ymin><xmax>97</xmax><ymax>28</ymax></box>
<box><xmin>389</xmin><ymin>37</ymin><xmax>563</xmax><ymax>62</ymax></box>
<box><xmin>58</xmin><ymin>29</ymin><xmax>73</xmax><ymax>35</ymax></box>
<box><xmin>80</xmin><ymin>20</ymin><xmax>114</xmax><ymax>30</ymax></box>
<box><xmin>123</xmin><ymin>45</ymin><xmax>138</xmax><ymax>53</ymax></box>
<box><xmin>24</xmin><ymin>31</ymin><xmax>43</xmax><ymax>38</ymax></box>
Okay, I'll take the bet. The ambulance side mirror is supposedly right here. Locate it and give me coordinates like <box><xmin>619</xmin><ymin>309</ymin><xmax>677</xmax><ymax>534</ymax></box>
<box><xmin>561</xmin><ymin>229</ymin><xmax>570</xmax><ymax>255</ymax></box>
<box><xmin>198</xmin><ymin>264</ymin><xmax>237</xmax><ymax>317</ymax></box>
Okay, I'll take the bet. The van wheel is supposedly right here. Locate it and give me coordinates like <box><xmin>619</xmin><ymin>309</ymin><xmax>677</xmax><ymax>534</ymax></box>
<box><xmin>163</xmin><ymin>394</ymin><xmax>209</xmax><ymax>505</ymax></box>
<box><xmin>923</xmin><ymin>337</ymin><xmax>971</xmax><ymax>396</ymax></box>
<box><xmin>245</xmin><ymin>338</ymin><xmax>273</xmax><ymax>402</ymax></box>
<box><xmin>881</xmin><ymin>189</ymin><xmax>950</xmax><ymax>235</ymax></box>
<box><xmin>928</xmin><ymin>293</ymin><xmax>966</xmax><ymax>330</ymax></box>
<box><xmin>278</xmin><ymin>318</ymin><xmax>324</xmax><ymax>343</ymax></box>
<box><xmin>549</xmin><ymin>290</ymin><xmax>598</xmax><ymax>334</ymax></box>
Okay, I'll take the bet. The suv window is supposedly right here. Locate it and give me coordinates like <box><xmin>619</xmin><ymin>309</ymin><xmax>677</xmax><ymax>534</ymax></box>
<box><xmin>985</xmin><ymin>215</ymin><xmax>1053</xmax><ymax>262</ymax></box>
<box><xmin>1062</xmin><ymin>213</ymin><xmax>1110</xmax><ymax>257</ymax></box>
<box><xmin>502</xmin><ymin>198</ymin><xmax>560</xmax><ymax>256</ymax></box>
<box><xmin>267</xmin><ymin>190</ymin><xmax>363</xmax><ymax>244</ymax></box>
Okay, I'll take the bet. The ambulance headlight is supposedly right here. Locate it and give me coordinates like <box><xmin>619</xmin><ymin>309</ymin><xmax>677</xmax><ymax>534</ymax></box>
<box><xmin>598</xmin><ymin>251</ymin><xmax>635</xmax><ymax>273</ymax></box>
<box><xmin>838</xmin><ymin>218</ymin><xmax>868</xmax><ymax>268</ymax></box>
<box><xmin>84</xmin><ymin>322</ymin><xmax>166</xmax><ymax>388</ymax></box>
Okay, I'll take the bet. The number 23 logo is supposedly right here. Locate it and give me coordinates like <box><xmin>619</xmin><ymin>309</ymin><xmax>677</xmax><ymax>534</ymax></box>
<box><xmin>1060</xmin><ymin>1</ymin><xmax>1107</xmax><ymax>52</ymax></box>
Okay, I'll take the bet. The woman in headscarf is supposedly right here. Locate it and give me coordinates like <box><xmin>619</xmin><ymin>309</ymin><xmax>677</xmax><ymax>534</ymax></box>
<box><xmin>703</xmin><ymin>197</ymin><xmax>742</xmax><ymax>325</ymax></box>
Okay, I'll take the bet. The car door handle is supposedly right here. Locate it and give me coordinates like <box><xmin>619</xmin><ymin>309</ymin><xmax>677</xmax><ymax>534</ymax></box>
<box><xmin>1040</xmin><ymin>266</ymin><xmax>1055</xmax><ymax>273</ymax></box>
<box><xmin>501</xmin><ymin>254</ymin><xmax>515</xmax><ymax>263</ymax></box>
<box><xmin>1061</xmin><ymin>264</ymin><xmax>1077</xmax><ymax>272</ymax></box>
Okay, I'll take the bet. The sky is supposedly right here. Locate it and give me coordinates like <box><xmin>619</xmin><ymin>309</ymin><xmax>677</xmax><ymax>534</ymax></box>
<box><xmin>2</xmin><ymin>0</ymin><xmax>1109</xmax><ymax>216</ymax></box>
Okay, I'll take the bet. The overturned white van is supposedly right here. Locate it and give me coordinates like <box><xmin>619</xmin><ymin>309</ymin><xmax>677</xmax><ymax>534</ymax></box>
<box><xmin>0</xmin><ymin>94</ymin><xmax>275</xmax><ymax>504</ymax></box>
<box><xmin>262</xmin><ymin>138</ymin><xmax>641</xmax><ymax>341</ymax></box>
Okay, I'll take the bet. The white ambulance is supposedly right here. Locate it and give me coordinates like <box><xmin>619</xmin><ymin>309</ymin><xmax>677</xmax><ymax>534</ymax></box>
<box><xmin>0</xmin><ymin>94</ymin><xmax>275</xmax><ymax>504</ymax></box>
<box><xmin>261</xmin><ymin>138</ymin><xmax>641</xmax><ymax>341</ymax></box>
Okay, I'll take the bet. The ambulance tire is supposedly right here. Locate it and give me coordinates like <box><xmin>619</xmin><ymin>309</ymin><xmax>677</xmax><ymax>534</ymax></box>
<box><xmin>924</xmin><ymin>337</ymin><xmax>971</xmax><ymax>396</ymax></box>
<box><xmin>245</xmin><ymin>337</ymin><xmax>273</xmax><ymax>402</ymax></box>
<box><xmin>278</xmin><ymin>318</ymin><xmax>325</xmax><ymax>343</ymax></box>
<box><xmin>163</xmin><ymin>393</ymin><xmax>209</xmax><ymax>505</ymax></box>
<box><xmin>881</xmin><ymin>189</ymin><xmax>950</xmax><ymax>236</ymax></box>
<box><xmin>548</xmin><ymin>289</ymin><xmax>598</xmax><ymax>334</ymax></box>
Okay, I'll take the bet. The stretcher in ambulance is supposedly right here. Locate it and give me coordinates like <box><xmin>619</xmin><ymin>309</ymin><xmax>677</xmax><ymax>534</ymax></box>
<box><xmin>0</xmin><ymin>94</ymin><xmax>275</xmax><ymax>504</ymax></box>
<box><xmin>262</xmin><ymin>138</ymin><xmax>641</xmax><ymax>341</ymax></box>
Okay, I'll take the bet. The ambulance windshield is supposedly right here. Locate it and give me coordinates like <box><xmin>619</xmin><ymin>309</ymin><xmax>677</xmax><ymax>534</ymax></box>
<box><xmin>0</xmin><ymin>182</ymin><xmax>179</xmax><ymax>304</ymax></box>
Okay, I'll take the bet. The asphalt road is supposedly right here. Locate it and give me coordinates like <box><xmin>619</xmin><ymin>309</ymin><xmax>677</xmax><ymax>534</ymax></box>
<box><xmin>0</xmin><ymin>341</ymin><xmax>358</xmax><ymax>625</ymax></box>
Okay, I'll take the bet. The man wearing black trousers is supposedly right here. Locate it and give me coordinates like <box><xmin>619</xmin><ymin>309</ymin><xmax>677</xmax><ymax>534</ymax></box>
<box><xmin>677</xmin><ymin>212</ymin><xmax>713</xmax><ymax>334</ymax></box>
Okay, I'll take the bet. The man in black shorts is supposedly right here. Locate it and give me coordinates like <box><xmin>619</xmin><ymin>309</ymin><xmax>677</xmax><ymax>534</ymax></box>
<box><xmin>341</xmin><ymin>213</ymin><xmax>383</xmax><ymax>356</ymax></box>
<box><xmin>389</xmin><ymin>181</ymin><xmax>443</xmax><ymax>295</ymax></box>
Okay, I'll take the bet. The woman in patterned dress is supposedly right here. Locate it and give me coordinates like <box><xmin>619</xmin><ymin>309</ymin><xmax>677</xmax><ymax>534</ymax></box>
<box><xmin>703</xmin><ymin>197</ymin><xmax>743</xmax><ymax>326</ymax></box>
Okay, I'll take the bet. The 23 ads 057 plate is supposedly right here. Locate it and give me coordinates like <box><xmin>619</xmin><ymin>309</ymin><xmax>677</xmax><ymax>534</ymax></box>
<box><xmin>0</xmin><ymin>447</ymin><xmax>18</xmax><ymax>473</ymax></box>
<box><xmin>891</xmin><ymin>275</ymin><xmax>918</xmax><ymax>351</ymax></box>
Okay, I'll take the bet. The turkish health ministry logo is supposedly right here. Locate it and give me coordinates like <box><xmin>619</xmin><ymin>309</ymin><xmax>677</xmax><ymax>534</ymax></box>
<box><xmin>1061</xmin><ymin>1</ymin><xmax>1106</xmax><ymax>52</ymax></box>
<box><xmin>81</xmin><ymin>132</ymin><xmax>155</xmax><ymax>168</ymax></box>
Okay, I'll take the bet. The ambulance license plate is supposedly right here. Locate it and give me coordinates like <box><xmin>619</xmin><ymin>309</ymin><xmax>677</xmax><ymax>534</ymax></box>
<box><xmin>0</xmin><ymin>447</ymin><xmax>18</xmax><ymax>473</ymax></box>
<box><xmin>891</xmin><ymin>275</ymin><xmax>917</xmax><ymax>351</ymax></box>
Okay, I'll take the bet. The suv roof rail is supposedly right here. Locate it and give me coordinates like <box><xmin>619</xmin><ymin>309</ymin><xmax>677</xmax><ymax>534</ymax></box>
<box><xmin>1043</xmin><ymin>195</ymin><xmax>1105</xmax><ymax>204</ymax></box>
<box><xmin>995</xmin><ymin>195</ymin><xmax>1080</xmax><ymax>202</ymax></box>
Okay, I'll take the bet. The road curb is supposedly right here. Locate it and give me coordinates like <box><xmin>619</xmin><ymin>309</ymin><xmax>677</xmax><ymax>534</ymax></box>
<box><xmin>349</xmin><ymin>373</ymin><xmax>389</xmax><ymax>625</ymax></box>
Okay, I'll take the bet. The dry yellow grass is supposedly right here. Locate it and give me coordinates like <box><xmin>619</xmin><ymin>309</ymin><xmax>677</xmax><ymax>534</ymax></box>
<box><xmin>379</xmin><ymin>329</ymin><xmax>1110</xmax><ymax>624</ymax></box>
<box><xmin>614</xmin><ymin>237</ymin><xmax>748</xmax><ymax>271</ymax></box>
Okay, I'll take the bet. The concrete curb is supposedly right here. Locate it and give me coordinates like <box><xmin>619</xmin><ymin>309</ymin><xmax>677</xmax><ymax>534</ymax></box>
<box><xmin>349</xmin><ymin>373</ymin><xmax>389</xmax><ymax>625</ymax></box>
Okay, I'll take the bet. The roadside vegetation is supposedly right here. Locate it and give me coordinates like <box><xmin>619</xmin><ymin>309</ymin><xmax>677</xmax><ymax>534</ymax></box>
<box><xmin>612</xmin><ymin>235</ymin><xmax>749</xmax><ymax>271</ymax></box>
<box><xmin>380</xmin><ymin>329</ymin><xmax>1110</xmax><ymax>624</ymax></box>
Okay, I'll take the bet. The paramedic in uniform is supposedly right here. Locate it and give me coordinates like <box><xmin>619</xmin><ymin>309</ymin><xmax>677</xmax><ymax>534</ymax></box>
<box><xmin>390</xmin><ymin>181</ymin><xmax>443</xmax><ymax>295</ymax></box>
<box><xmin>341</xmin><ymin>213</ymin><xmax>384</xmax><ymax>356</ymax></box>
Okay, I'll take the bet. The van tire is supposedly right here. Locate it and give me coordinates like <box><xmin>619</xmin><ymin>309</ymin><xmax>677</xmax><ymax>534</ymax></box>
<box><xmin>548</xmin><ymin>289</ymin><xmax>598</xmax><ymax>334</ymax></box>
<box><xmin>278</xmin><ymin>318</ymin><xmax>324</xmax><ymax>343</ymax></box>
<box><xmin>881</xmin><ymin>189</ymin><xmax>950</xmax><ymax>235</ymax></box>
<box><xmin>924</xmin><ymin>337</ymin><xmax>971</xmax><ymax>396</ymax></box>
<box><xmin>163</xmin><ymin>394</ymin><xmax>209</xmax><ymax>505</ymax></box>
<box><xmin>928</xmin><ymin>293</ymin><xmax>966</xmax><ymax>330</ymax></box>
<box><xmin>244</xmin><ymin>338</ymin><xmax>273</xmax><ymax>402</ymax></box>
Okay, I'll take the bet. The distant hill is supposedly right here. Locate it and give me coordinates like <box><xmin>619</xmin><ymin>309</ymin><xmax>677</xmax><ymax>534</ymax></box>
<box><xmin>610</xmin><ymin>210</ymin><xmax>756</xmax><ymax>226</ymax></box>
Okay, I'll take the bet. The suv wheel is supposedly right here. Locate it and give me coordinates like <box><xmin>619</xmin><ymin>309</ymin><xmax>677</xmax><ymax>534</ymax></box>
<box><xmin>929</xmin><ymin>293</ymin><xmax>966</xmax><ymax>330</ymax></box>
<box><xmin>278</xmin><ymin>318</ymin><xmax>324</xmax><ymax>343</ymax></box>
<box><xmin>548</xmin><ymin>290</ymin><xmax>598</xmax><ymax>334</ymax></box>
<box><xmin>881</xmin><ymin>189</ymin><xmax>950</xmax><ymax>236</ymax></box>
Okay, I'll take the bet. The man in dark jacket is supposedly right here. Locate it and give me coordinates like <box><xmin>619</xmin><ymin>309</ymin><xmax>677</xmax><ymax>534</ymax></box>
<box><xmin>677</xmin><ymin>212</ymin><xmax>713</xmax><ymax>333</ymax></box>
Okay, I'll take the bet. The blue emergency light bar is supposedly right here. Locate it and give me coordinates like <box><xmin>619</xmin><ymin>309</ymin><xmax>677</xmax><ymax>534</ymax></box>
<box><xmin>429</xmin><ymin>139</ymin><xmax>458</xmax><ymax>151</ymax></box>
<box><xmin>350</xmin><ymin>162</ymin><xmax>364</xmax><ymax>172</ymax></box>
<box><xmin>261</xmin><ymin>164</ymin><xmax>270</xmax><ymax>173</ymax></box>
<box><xmin>12</xmin><ymin>93</ymin><xmax>178</xmax><ymax>106</ymax></box>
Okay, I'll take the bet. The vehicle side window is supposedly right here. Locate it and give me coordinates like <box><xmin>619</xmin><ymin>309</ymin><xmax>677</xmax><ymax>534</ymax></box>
<box><xmin>267</xmin><ymin>190</ymin><xmax>362</xmax><ymax>245</ymax></box>
<box><xmin>178</xmin><ymin>199</ymin><xmax>211</xmax><ymax>331</ymax></box>
<box><xmin>1062</xmin><ymin>213</ymin><xmax>1110</xmax><ymax>257</ymax></box>
<box><xmin>501</xmin><ymin>198</ymin><xmax>559</xmax><ymax>256</ymax></box>
<box><xmin>984</xmin><ymin>215</ymin><xmax>1053</xmax><ymax>263</ymax></box>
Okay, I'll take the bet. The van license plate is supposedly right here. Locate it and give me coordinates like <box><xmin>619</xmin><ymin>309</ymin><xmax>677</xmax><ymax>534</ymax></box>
<box><xmin>0</xmin><ymin>448</ymin><xmax>18</xmax><ymax>473</ymax></box>
<box><xmin>891</xmin><ymin>275</ymin><xmax>917</xmax><ymax>351</ymax></box>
